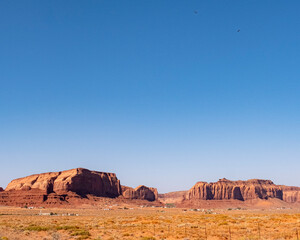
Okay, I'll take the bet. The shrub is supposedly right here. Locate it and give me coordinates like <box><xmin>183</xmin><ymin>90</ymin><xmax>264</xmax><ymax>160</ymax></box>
<box><xmin>71</xmin><ymin>229</ymin><xmax>91</xmax><ymax>239</ymax></box>
<box><xmin>25</xmin><ymin>225</ymin><xmax>51</xmax><ymax>231</ymax></box>
<box><xmin>55</xmin><ymin>225</ymin><xmax>79</xmax><ymax>231</ymax></box>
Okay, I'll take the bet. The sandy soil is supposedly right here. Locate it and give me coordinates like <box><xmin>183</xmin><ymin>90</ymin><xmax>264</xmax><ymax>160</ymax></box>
<box><xmin>0</xmin><ymin>205</ymin><xmax>300</xmax><ymax>240</ymax></box>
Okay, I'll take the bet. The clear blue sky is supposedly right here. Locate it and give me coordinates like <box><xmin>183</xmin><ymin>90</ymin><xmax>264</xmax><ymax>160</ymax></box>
<box><xmin>1</xmin><ymin>1</ymin><xmax>299</xmax><ymax>193</ymax></box>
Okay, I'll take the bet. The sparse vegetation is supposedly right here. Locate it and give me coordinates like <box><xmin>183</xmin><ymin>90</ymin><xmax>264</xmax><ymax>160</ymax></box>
<box><xmin>25</xmin><ymin>225</ymin><xmax>51</xmax><ymax>231</ymax></box>
<box><xmin>71</xmin><ymin>229</ymin><xmax>91</xmax><ymax>239</ymax></box>
<box><xmin>55</xmin><ymin>225</ymin><xmax>79</xmax><ymax>230</ymax></box>
<box><xmin>165</xmin><ymin>203</ymin><xmax>176</xmax><ymax>208</ymax></box>
<box><xmin>0</xmin><ymin>207</ymin><xmax>299</xmax><ymax>239</ymax></box>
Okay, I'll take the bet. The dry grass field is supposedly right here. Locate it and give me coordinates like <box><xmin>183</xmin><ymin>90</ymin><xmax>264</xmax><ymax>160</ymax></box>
<box><xmin>0</xmin><ymin>206</ymin><xmax>300</xmax><ymax>240</ymax></box>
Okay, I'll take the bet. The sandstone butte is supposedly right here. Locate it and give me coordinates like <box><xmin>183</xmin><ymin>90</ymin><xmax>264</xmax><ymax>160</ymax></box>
<box><xmin>159</xmin><ymin>178</ymin><xmax>300</xmax><ymax>207</ymax></box>
<box><xmin>0</xmin><ymin>169</ymin><xmax>299</xmax><ymax>208</ymax></box>
<box><xmin>186</xmin><ymin>178</ymin><xmax>283</xmax><ymax>201</ymax></box>
<box><xmin>122</xmin><ymin>185</ymin><xmax>158</xmax><ymax>201</ymax></box>
<box><xmin>280</xmin><ymin>185</ymin><xmax>300</xmax><ymax>203</ymax></box>
<box><xmin>0</xmin><ymin>168</ymin><xmax>158</xmax><ymax>207</ymax></box>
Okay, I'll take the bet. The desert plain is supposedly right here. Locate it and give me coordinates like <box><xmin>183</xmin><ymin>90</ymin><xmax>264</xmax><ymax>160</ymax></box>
<box><xmin>1</xmin><ymin>168</ymin><xmax>300</xmax><ymax>239</ymax></box>
<box><xmin>0</xmin><ymin>205</ymin><xmax>300</xmax><ymax>240</ymax></box>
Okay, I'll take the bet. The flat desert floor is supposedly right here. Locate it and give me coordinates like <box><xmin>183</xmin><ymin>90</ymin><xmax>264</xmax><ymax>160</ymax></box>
<box><xmin>0</xmin><ymin>206</ymin><xmax>300</xmax><ymax>240</ymax></box>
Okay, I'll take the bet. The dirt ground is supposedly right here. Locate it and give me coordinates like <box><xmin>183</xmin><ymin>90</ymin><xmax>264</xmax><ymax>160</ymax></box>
<box><xmin>0</xmin><ymin>206</ymin><xmax>300</xmax><ymax>240</ymax></box>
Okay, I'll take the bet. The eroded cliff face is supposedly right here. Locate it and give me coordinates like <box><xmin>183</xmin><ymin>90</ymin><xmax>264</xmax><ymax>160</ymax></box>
<box><xmin>281</xmin><ymin>186</ymin><xmax>300</xmax><ymax>203</ymax></box>
<box><xmin>186</xmin><ymin>178</ymin><xmax>283</xmax><ymax>201</ymax></box>
<box><xmin>0</xmin><ymin>168</ymin><xmax>160</xmax><ymax>207</ymax></box>
<box><xmin>1</xmin><ymin>169</ymin><xmax>299</xmax><ymax>207</ymax></box>
<box><xmin>5</xmin><ymin>168</ymin><xmax>121</xmax><ymax>198</ymax></box>
<box><xmin>122</xmin><ymin>185</ymin><xmax>158</xmax><ymax>201</ymax></box>
<box><xmin>0</xmin><ymin>168</ymin><xmax>123</xmax><ymax>207</ymax></box>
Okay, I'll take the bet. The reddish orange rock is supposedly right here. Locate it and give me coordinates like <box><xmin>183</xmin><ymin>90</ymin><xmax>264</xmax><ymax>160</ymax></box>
<box><xmin>122</xmin><ymin>185</ymin><xmax>158</xmax><ymax>201</ymax></box>
<box><xmin>0</xmin><ymin>168</ymin><xmax>123</xmax><ymax>207</ymax></box>
<box><xmin>0</xmin><ymin>168</ymin><xmax>160</xmax><ymax>207</ymax></box>
<box><xmin>186</xmin><ymin>178</ymin><xmax>283</xmax><ymax>201</ymax></box>
<box><xmin>158</xmin><ymin>191</ymin><xmax>187</xmax><ymax>204</ymax></box>
<box><xmin>281</xmin><ymin>186</ymin><xmax>300</xmax><ymax>203</ymax></box>
<box><xmin>5</xmin><ymin>168</ymin><xmax>121</xmax><ymax>197</ymax></box>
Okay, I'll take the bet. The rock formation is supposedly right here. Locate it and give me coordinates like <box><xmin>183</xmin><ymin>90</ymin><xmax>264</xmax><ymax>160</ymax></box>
<box><xmin>0</xmin><ymin>187</ymin><xmax>3</xmax><ymax>192</ymax></box>
<box><xmin>281</xmin><ymin>186</ymin><xmax>300</xmax><ymax>203</ymax></box>
<box><xmin>1</xmin><ymin>169</ymin><xmax>299</xmax><ymax>208</ymax></box>
<box><xmin>5</xmin><ymin>168</ymin><xmax>121</xmax><ymax>198</ymax></box>
<box><xmin>186</xmin><ymin>178</ymin><xmax>283</xmax><ymax>201</ymax></box>
<box><xmin>122</xmin><ymin>185</ymin><xmax>158</xmax><ymax>201</ymax></box>
<box><xmin>0</xmin><ymin>168</ymin><xmax>159</xmax><ymax>207</ymax></box>
<box><xmin>158</xmin><ymin>191</ymin><xmax>187</xmax><ymax>204</ymax></box>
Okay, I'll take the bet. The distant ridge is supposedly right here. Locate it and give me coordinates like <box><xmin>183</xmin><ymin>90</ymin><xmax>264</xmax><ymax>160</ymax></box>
<box><xmin>0</xmin><ymin>169</ymin><xmax>299</xmax><ymax>208</ymax></box>
<box><xmin>159</xmin><ymin>178</ymin><xmax>300</xmax><ymax>207</ymax></box>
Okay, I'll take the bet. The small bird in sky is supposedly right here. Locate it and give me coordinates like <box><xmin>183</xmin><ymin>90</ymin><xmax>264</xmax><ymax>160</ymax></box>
<box><xmin>237</xmin><ymin>29</ymin><xmax>241</xmax><ymax>32</ymax></box>
<box><xmin>194</xmin><ymin>10</ymin><xmax>198</xmax><ymax>14</ymax></box>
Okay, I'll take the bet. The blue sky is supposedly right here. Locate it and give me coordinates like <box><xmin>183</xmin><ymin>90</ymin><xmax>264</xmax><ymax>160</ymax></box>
<box><xmin>0</xmin><ymin>1</ymin><xmax>299</xmax><ymax>193</ymax></box>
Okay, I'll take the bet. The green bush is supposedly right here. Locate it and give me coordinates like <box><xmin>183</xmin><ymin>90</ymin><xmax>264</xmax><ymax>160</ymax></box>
<box><xmin>25</xmin><ymin>225</ymin><xmax>51</xmax><ymax>231</ymax></box>
<box><xmin>55</xmin><ymin>225</ymin><xmax>79</xmax><ymax>230</ymax></box>
<box><xmin>70</xmin><ymin>229</ymin><xmax>91</xmax><ymax>239</ymax></box>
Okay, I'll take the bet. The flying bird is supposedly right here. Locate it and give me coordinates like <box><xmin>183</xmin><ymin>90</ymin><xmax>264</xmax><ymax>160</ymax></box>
<box><xmin>194</xmin><ymin>10</ymin><xmax>198</xmax><ymax>14</ymax></box>
<box><xmin>237</xmin><ymin>29</ymin><xmax>241</xmax><ymax>32</ymax></box>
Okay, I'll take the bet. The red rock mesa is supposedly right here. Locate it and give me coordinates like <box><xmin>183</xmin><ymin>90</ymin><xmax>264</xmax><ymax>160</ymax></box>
<box><xmin>0</xmin><ymin>168</ymin><xmax>157</xmax><ymax>207</ymax></box>
<box><xmin>186</xmin><ymin>178</ymin><xmax>283</xmax><ymax>201</ymax></box>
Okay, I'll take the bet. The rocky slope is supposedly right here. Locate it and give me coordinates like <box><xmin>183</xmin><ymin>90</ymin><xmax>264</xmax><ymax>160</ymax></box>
<box><xmin>158</xmin><ymin>191</ymin><xmax>187</xmax><ymax>204</ymax></box>
<box><xmin>122</xmin><ymin>185</ymin><xmax>158</xmax><ymax>201</ymax></box>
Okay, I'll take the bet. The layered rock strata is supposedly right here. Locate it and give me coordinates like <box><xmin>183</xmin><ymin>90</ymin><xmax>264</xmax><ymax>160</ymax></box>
<box><xmin>281</xmin><ymin>186</ymin><xmax>300</xmax><ymax>203</ymax></box>
<box><xmin>5</xmin><ymin>168</ymin><xmax>121</xmax><ymax>198</ymax></box>
<box><xmin>0</xmin><ymin>168</ymin><xmax>158</xmax><ymax>207</ymax></box>
<box><xmin>186</xmin><ymin>178</ymin><xmax>283</xmax><ymax>201</ymax></box>
<box><xmin>122</xmin><ymin>185</ymin><xmax>158</xmax><ymax>201</ymax></box>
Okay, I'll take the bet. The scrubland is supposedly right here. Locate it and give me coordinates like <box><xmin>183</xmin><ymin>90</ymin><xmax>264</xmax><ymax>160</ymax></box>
<box><xmin>0</xmin><ymin>206</ymin><xmax>299</xmax><ymax>240</ymax></box>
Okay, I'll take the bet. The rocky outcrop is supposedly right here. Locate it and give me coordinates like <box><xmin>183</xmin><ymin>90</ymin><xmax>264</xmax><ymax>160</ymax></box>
<box><xmin>1</xmin><ymin>169</ymin><xmax>299</xmax><ymax>208</ymax></box>
<box><xmin>281</xmin><ymin>186</ymin><xmax>300</xmax><ymax>203</ymax></box>
<box><xmin>5</xmin><ymin>168</ymin><xmax>121</xmax><ymax>198</ymax></box>
<box><xmin>122</xmin><ymin>185</ymin><xmax>158</xmax><ymax>201</ymax></box>
<box><xmin>158</xmin><ymin>191</ymin><xmax>187</xmax><ymax>204</ymax></box>
<box><xmin>0</xmin><ymin>187</ymin><xmax>3</xmax><ymax>192</ymax></box>
<box><xmin>186</xmin><ymin>178</ymin><xmax>283</xmax><ymax>201</ymax></box>
<box><xmin>0</xmin><ymin>168</ymin><xmax>160</xmax><ymax>207</ymax></box>
<box><xmin>0</xmin><ymin>168</ymin><xmax>123</xmax><ymax>207</ymax></box>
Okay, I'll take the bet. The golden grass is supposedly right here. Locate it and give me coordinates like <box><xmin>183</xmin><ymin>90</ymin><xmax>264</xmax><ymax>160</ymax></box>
<box><xmin>0</xmin><ymin>207</ymin><xmax>299</xmax><ymax>239</ymax></box>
